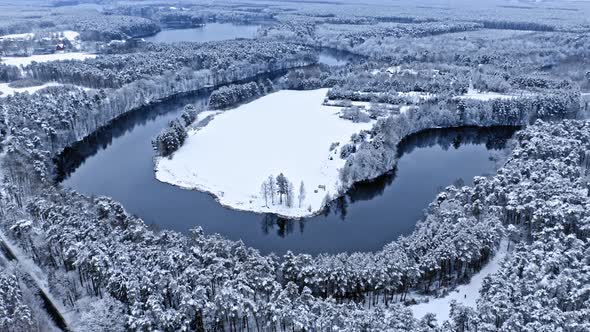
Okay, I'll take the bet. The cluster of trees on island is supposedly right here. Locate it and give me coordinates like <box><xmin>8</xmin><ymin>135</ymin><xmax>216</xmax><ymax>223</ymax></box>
<box><xmin>260</xmin><ymin>174</ymin><xmax>307</xmax><ymax>210</ymax></box>
<box><xmin>152</xmin><ymin>111</ymin><xmax>192</xmax><ymax>157</ymax></box>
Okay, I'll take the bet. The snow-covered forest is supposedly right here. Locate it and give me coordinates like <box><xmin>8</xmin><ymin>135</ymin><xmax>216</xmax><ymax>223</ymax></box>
<box><xmin>1</xmin><ymin>0</ymin><xmax>590</xmax><ymax>330</ymax></box>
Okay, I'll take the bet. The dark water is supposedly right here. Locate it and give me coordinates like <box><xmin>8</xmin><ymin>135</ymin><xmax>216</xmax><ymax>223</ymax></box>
<box><xmin>144</xmin><ymin>23</ymin><xmax>261</xmax><ymax>43</ymax></box>
<box><xmin>144</xmin><ymin>25</ymin><xmax>357</xmax><ymax>68</ymax></box>
<box><xmin>318</xmin><ymin>48</ymin><xmax>360</xmax><ymax>66</ymax></box>
<box><xmin>56</xmin><ymin>89</ymin><xmax>517</xmax><ymax>255</ymax></box>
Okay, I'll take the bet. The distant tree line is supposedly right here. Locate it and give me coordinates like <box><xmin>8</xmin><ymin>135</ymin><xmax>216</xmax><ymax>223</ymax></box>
<box><xmin>340</xmin><ymin>90</ymin><xmax>581</xmax><ymax>185</ymax></box>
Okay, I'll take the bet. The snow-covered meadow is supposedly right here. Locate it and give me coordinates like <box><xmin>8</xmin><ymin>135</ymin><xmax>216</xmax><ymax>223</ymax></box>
<box><xmin>457</xmin><ymin>87</ymin><xmax>532</xmax><ymax>101</ymax></box>
<box><xmin>155</xmin><ymin>89</ymin><xmax>374</xmax><ymax>218</ymax></box>
<box><xmin>0</xmin><ymin>32</ymin><xmax>35</xmax><ymax>41</ymax></box>
<box><xmin>0</xmin><ymin>30</ymin><xmax>80</xmax><ymax>42</ymax></box>
<box><xmin>1</xmin><ymin>52</ymin><xmax>96</xmax><ymax>68</ymax></box>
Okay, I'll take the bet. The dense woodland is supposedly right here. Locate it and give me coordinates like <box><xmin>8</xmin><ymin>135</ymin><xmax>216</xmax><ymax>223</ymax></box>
<box><xmin>1</xmin><ymin>0</ymin><xmax>590</xmax><ymax>331</ymax></box>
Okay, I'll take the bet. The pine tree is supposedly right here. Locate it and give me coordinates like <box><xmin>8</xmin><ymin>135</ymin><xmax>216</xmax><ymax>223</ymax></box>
<box><xmin>276</xmin><ymin>173</ymin><xmax>288</xmax><ymax>204</ymax></box>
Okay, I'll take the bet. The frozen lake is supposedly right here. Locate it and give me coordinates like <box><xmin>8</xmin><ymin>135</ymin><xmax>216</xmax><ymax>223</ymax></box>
<box><xmin>144</xmin><ymin>23</ymin><xmax>261</xmax><ymax>43</ymax></box>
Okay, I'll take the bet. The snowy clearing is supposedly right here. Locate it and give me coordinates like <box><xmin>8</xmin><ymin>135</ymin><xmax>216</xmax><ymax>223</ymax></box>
<box><xmin>0</xmin><ymin>32</ymin><xmax>34</xmax><ymax>41</ymax></box>
<box><xmin>324</xmin><ymin>99</ymin><xmax>416</xmax><ymax>116</ymax></box>
<box><xmin>457</xmin><ymin>88</ymin><xmax>532</xmax><ymax>101</ymax></box>
<box><xmin>410</xmin><ymin>239</ymin><xmax>509</xmax><ymax>322</ymax></box>
<box><xmin>0</xmin><ymin>82</ymin><xmax>63</xmax><ymax>98</ymax></box>
<box><xmin>1</xmin><ymin>52</ymin><xmax>96</xmax><ymax>67</ymax></box>
<box><xmin>155</xmin><ymin>89</ymin><xmax>373</xmax><ymax>218</ymax></box>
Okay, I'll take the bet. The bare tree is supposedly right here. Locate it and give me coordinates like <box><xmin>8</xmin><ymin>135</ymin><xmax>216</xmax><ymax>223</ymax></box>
<box><xmin>268</xmin><ymin>175</ymin><xmax>276</xmax><ymax>204</ymax></box>
<box><xmin>298</xmin><ymin>181</ymin><xmax>306</xmax><ymax>208</ymax></box>
<box><xmin>286</xmin><ymin>181</ymin><xmax>295</xmax><ymax>208</ymax></box>
<box><xmin>260</xmin><ymin>180</ymin><xmax>269</xmax><ymax>207</ymax></box>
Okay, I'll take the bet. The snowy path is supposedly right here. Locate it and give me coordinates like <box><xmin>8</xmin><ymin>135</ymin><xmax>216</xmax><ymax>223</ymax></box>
<box><xmin>0</xmin><ymin>231</ymin><xmax>72</xmax><ymax>331</ymax></box>
<box><xmin>410</xmin><ymin>239</ymin><xmax>509</xmax><ymax>322</ymax></box>
<box><xmin>156</xmin><ymin>89</ymin><xmax>373</xmax><ymax>218</ymax></box>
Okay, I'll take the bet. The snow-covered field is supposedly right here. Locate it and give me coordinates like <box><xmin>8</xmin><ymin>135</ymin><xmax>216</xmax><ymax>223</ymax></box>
<box><xmin>0</xmin><ymin>32</ymin><xmax>34</xmax><ymax>41</ymax></box>
<box><xmin>0</xmin><ymin>82</ymin><xmax>63</xmax><ymax>98</ymax></box>
<box><xmin>155</xmin><ymin>89</ymin><xmax>373</xmax><ymax>218</ymax></box>
<box><xmin>1</xmin><ymin>52</ymin><xmax>96</xmax><ymax>67</ymax></box>
<box><xmin>457</xmin><ymin>88</ymin><xmax>531</xmax><ymax>101</ymax></box>
<box><xmin>410</xmin><ymin>240</ymin><xmax>509</xmax><ymax>322</ymax></box>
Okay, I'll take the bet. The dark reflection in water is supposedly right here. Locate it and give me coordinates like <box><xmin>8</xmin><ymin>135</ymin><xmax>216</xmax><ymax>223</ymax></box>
<box><xmin>318</xmin><ymin>48</ymin><xmax>363</xmax><ymax>66</ymax></box>
<box><xmin>57</xmin><ymin>90</ymin><xmax>518</xmax><ymax>255</ymax></box>
<box><xmin>256</xmin><ymin>126</ymin><xmax>518</xmax><ymax>244</ymax></box>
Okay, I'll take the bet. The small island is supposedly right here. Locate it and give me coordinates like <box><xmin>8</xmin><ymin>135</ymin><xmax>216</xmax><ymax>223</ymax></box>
<box><xmin>155</xmin><ymin>89</ymin><xmax>373</xmax><ymax>218</ymax></box>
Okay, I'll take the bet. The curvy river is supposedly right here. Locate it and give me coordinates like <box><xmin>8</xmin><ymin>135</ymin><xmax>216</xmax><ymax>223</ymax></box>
<box><xmin>57</xmin><ymin>26</ymin><xmax>517</xmax><ymax>255</ymax></box>
<box><xmin>56</xmin><ymin>88</ymin><xmax>517</xmax><ymax>255</ymax></box>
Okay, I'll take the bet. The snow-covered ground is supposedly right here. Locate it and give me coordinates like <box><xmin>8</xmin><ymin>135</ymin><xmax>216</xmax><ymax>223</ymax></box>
<box><xmin>324</xmin><ymin>99</ymin><xmax>417</xmax><ymax>116</ymax></box>
<box><xmin>0</xmin><ymin>32</ymin><xmax>34</xmax><ymax>41</ymax></box>
<box><xmin>194</xmin><ymin>110</ymin><xmax>221</xmax><ymax>126</ymax></box>
<box><xmin>1</xmin><ymin>30</ymin><xmax>81</xmax><ymax>50</ymax></box>
<box><xmin>1</xmin><ymin>52</ymin><xmax>96</xmax><ymax>67</ymax></box>
<box><xmin>371</xmin><ymin>66</ymin><xmax>419</xmax><ymax>76</ymax></box>
<box><xmin>0</xmin><ymin>82</ymin><xmax>63</xmax><ymax>98</ymax></box>
<box><xmin>457</xmin><ymin>88</ymin><xmax>532</xmax><ymax>101</ymax></box>
<box><xmin>156</xmin><ymin>89</ymin><xmax>373</xmax><ymax>218</ymax></box>
<box><xmin>410</xmin><ymin>240</ymin><xmax>509</xmax><ymax>322</ymax></box>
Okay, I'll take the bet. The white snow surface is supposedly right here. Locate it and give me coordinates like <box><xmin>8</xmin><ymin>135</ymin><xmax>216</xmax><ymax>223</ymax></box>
<box><xmin>156</xmin><ymin>89</ymin><xmax>373</xmax><ymax>218</ymax></box>
<box><xmin>0</xmin><ymin>32</ymin><xmax>34</xmax><ymax>41</ymax></box>
<box><xmin>1</xmin><ymin>52</ymin><xmax>96</xmax><ymax>67</ymax></box>
<box><xmin>61</xmin><ymin>30</ymin><xmax>79</xmax><ymax>41</ymax></box>
<box><xmin>410</xmin><ymin>239</ymin><xmax>509</xmax><ymax>322</ymax></box>
<box><xmin>1</xmin><ymin>30</ymin><xmax>81</xmax><ymax>49</ymax></box>
<box><xmin>61</xmin><ymin>30</ymin><xmax>81</xmax><ymax>49</ymax></box>
<box><xmin>458</xmin><ymin>88</ymin><xmax>532</xmax><ymax>101</ymax></box>
<box><xmin>0</xmin><ymin>82</ymin><xmax>63</xmax><ymax>98</ymax></box>
<box><xmin>194</xmin><ymin>110</ymin><xmax>221</xmax><ymax>125</ymax></box>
